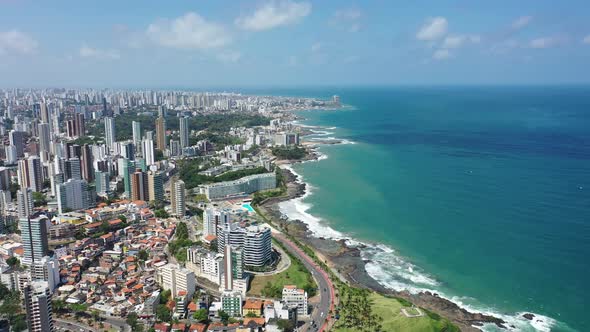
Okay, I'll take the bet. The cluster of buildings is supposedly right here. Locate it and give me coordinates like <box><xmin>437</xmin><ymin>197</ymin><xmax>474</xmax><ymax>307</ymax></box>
<box><xmin>0</xmin><ymin>88</ymin><xmax>316</xmax><ymax>332</ymax></box>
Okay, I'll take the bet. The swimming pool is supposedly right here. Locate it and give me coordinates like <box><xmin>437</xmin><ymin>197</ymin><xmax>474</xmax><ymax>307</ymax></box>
<box><xmin>242</xmin><ymin>203</ymin><xmax>254</xmax><ymax>212</ymax></box>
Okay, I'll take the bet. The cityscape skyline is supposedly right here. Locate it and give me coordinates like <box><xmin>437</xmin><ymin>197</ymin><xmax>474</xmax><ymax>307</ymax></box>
<box><xmin>1</xmin><ymin>0</ymin><xmax>590</xmax><ymax>87</ymax></box>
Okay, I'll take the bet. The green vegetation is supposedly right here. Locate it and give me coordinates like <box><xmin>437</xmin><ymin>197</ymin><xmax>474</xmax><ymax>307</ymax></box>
<box><xmin>334</xmin><ymin>291</ymin><xmax>459</xmax><ymax>332</ymax></box>
<box><xmin>32</xmin><ymin>191</ymin><xmax>47</xmax><ymax>207</ymax></box>
<box><xmin>277</xmin><ymin>319</ymin><xmax>296</xmax><ymax>332</ymax></box>
<box><xmin>219</xmin><ymin>310</ymin><xmax>230</xmax><ymax>325</ymax></box>
<box><xmin>251</xmin><ymin>168</ymin><xmax>286</xmax><ymax>205</ymax></box>
<box><xmin>6</xmin><ymin>256</ymin><xmax>19</xmax><ymax>268</ymax></box>
<box><xmin>192</xmin><ymin>132</ymin><xmax>244</xmax><ymax>148</ymax></box>
<box><xmin>0</xmin><ymin>285</ymin><xmax>26</xmax><ymax>331</ymax></box>
<box><xmin>178</xmin><ymin>158</ymin><xmax>269</xmax><ymax>189</ymax></box>
<box><xmin>249</xmin><ymin>244</ymin><xmax>316</xmax><ymax>298</ymax></box>
<box><xmin>271</xmin><ymin>146</ymin><xmax>307</xmax><ymax>160</ymax></box>
<box><xmin>193</xmin><ymin>308</ymin><xmax>208</xmax><ymax>322</ymax></box>
<box><xmin>154</xmin><ymin>209</ymin><xmax>169</xmax><ymax>218</ymax></box>
<box><xmin>168</xmin><ymin>222</ymin><xmax>199</xmax><ymax>262</ymax></box>
<box><xmin>126</xmin><ymin>312</ymin><xmax>144</xmax><ymax>332</ymax></box>
<box><xmin>156</xmin><ymin>304</ymin><xmax>172</xmax><ymax>322</ymax></box>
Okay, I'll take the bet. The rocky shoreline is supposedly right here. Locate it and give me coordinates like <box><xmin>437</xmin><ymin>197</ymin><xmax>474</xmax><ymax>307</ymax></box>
<box><xmin>258</xmin><ymin>161</ymin><xmax>510</xmax><ymax>332</ymax></box>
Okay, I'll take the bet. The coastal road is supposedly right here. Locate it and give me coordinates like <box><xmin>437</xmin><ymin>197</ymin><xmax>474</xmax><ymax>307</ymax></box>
<box><xmin>54</xmin><ymin>318</ymin><xmax>98</xmax><ymax>332</ymax></box>
<box><xmin>273</xmin><ymin>232</ymin><xmax>335</xmax><ymax>332</ymax></box>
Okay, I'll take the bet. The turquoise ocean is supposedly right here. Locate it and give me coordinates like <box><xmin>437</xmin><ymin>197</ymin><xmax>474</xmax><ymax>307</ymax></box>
<box><xmin>243</xmin><ymin>86</ymin><xmax>590</xmax><ymax>331</ymax></box>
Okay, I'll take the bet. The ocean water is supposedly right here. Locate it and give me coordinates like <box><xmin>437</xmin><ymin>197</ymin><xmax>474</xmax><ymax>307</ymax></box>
<box><xmin>271</xmin><ymin>86</ymin><xmax>590</xmax><ymax>332</ymax></box>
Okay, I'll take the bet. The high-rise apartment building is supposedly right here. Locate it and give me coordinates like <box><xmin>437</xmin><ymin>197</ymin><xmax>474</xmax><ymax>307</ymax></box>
<box><xmin>18</xmin><ymin>156</ymin><xmax>43</xmax><ymax>192</ymax></box>
<box><xmin>19</xmin><ymin>215</ymin><xmax>49</xmax><ymax>264</ymax></box>
<box><xmin>157</xmin><ymin>264</ymin><xmax>195</xmax><ymax>298</ymax></box>
<box><xmin>104</xmin><ymin>117</ymin><xmax>115</xmax><ymax>152</ymax></box>
<box><xmin>56</xmin><ymin>179</ymin><xmax>91</xmax><ymax>213</ymax></box>
<box><xmin>24</xmin><ymin>281</ymin><xmax>55</xmax><ymax>332</ymax></box>
<box><xmin>170</xmin><ymin>178</ymin><xmax>186</xmax><ymax>217</ymax></box>
<box><xmin>16</xmin><ymin>189</ymin><xmax>34</xmax><ymax>219</ymax></box>
<box><xmin>9</xmin><ymin>130</ymin><xmax>25</xmax><ymax>158</ymax></box>
<box><xmin>95</xmin><ymin>170</ymin><xmax>110</xmax><ymax>196</ymax></box>
<box><xmin>203</xmin><ymin>208</ymin><xmax>229</xmax><ymax>238</ymax></box>
<box><xmin>179</xmin><ymin>116</ymin><xmax>189</xmax><ymax>149</ymax></box>
<box><xmin>282</xmin><ymin>285</ymin><xmax>308</xmax><ymax>316</ymax></box>
<box><xmin>155</xmin><ymin>116</ymin><xmax>166</xmax><ymax>151</ymax></box>
<box><xmin>142</xmin><ymin>138</ymin><xmax>155</xmax><ymax>166</ymax></box>
<box><xmin>147</xmin><ymin>170</ymin><xmax>164</xmax><ymax>202</ymax></box>
<box><xmin>38</xmin><ymin>123</ymin><xmax>51</xmax><ymax>155</ymax></box>
<box><xmin>132</xmin><ymin>121</ymin><xmax>142</xmax><ymax>150</ymax></box>
<box><xmin>130</xmin><ymin>169</ymin><xmax>148</xmax><ymax>201</ymax></box>
<box><xmin>81</xmin><ymin>144</ymin><xmax>94</xmax><ymax>182</ymax></box>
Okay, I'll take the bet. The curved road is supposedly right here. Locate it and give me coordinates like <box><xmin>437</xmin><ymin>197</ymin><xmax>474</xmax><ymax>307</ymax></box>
<box><xmin>273</xmin><ymin>232</ymin><xmax>335</xmax><ymax>332</ymax></box>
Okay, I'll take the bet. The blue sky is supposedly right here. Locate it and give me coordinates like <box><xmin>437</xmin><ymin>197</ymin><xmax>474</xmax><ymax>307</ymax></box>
<box><xmin>0</xmin><ymin>0</ymin><xmax>589</xmax><ymax>87</ymax></box>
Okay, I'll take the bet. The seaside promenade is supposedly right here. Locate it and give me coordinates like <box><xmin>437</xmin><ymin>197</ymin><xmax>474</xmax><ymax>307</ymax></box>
<box><xmin>272</xmin><ymin>232</ymin><xmax>336</xmax><ymax>332</ymax></box>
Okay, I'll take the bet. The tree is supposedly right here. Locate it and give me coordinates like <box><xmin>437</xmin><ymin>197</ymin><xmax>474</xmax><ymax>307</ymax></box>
<box><xmin>192</xmin><ymin>308</ymin><xmax>208</xmax><ymax>322</ymax></box>
<box><xmin>126</xmin><ymin>312</ymin><xmax>142</xmax><ymax>331</ymax></box>
<box><xmin>277</xmin><ymin>319</ymin><xmax>295</xmax><ymax>332</ymax></box>
<box><xmin>245</xmin><ymin>312</ymin><xmax>258</xmax><ymax>318</ymax></box>
<box><xmin>160</xmin><ymin>290</ymin><xmax>171</xmax><ymax>304</ymax></box>
<box><xmin>138</xmin><ymin>249</ymin><xmax>149</xmax><ymax>261</ymax></box>
<box><xmin>118</xmin><ymin>215</ymin><xmax>127</xmax><ymax>223</ymax></box>
<box><xmin>6</xmin><ymin>256</ymin><xmax>19</xmax><ymax>268</ymax></box>
<box><xmin>155</xmin><ymin>209</ymin><xmax>169</xmax><ymax>218</ymax></box>
<box><xmin>156</xmin><ymin>304</ymin><xmax>171</xmax><ymax>322</ymax></box>
<box><xmin>32</xmin><ymin>192</ymin><xmax>47</xmax><ymax>207</ymax></box>
<box><xmin>218</xmin><ymin>310</ymin><xmax>230</xmax><ymax>325</ymax></box>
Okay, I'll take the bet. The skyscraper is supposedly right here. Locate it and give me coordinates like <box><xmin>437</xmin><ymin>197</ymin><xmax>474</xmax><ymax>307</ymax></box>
<box><xmin>142</xmin><ymin>138</ymin><xmax>155</xmax><ymax>166</ymax></box>
<box><xmin>9</xmin><ymin>130</ymin><xmax>25</xmax><ymax>158</ymax></box>
<box><xmin>155</xmin><ymin>116</ymin><xmax>166</xmax><ymax>151</ymax></box>
<box><xmin>16</xmin><ymin>188</ymin><xmax>34</xmax><ymax>219</ymax></box>
<box><xmin>130</xmin><ymin>169</ymin><xmax>148</xmax><ymax>201</ymax></box>
<box><xmin>81</xmin><ymin>144</ymin><xmax>94</xmax><ymax>182</ymax></box>
<box><xmin>170</xmin><ymin>178</ymin><xmax>186</xmax><ymax>217</ymax></box>
<box><xmin>203</xmin><ymin>208</ymin><xmax>229</xmax><ymax>238</ymax></box>
<box><xmin>65</xmin><ymin>158</ymin><xmax>81</xmax><ymax>181</ymax></box>
<box><xmin>24</xmin><ymin>281</ymin><xmax>54</xmax><ymax>332</ymax></box>
<box><xmin>40</xmin><ymin>102</ymin><xmax>50</xmax><ymax>124</ymax></box>
<box><xmin>147</xmin><ymin>170</ymin><xmax>164</xmax><ymax>202</ymax></box>
<box><xmin>18</xmin><ymin>156</ymin><xmax>43</xmax><ymax>192</ymax></box>
<box><xmin>104</xmin><ymin>117</ymin><xmax>115</xmax><ymax>152</ymax></box>
<box><xmin>75</xmin><ymin>113</ymin><xmax>85</xmax><ymax>137</ymax></box>
<box><xmin>102</xmin><ymin>96</ymin><xmax>108</xmax><ymax>116</ymax></box>
<box><xmin>20</xmin><ymin>215</ymin><xmax>49</xmax><ymax>264</ymax></box>
<box><xmin>121</xmin><ymin>159</ymin><xmax>134</xmax><ymax>198</ymax></box>
<box><xmin>38</xmin><ymin>123</ymin><xmax>51</xmax><ymax>155</ymax></box>
<box><xmin>56</xmin><ymin>179</ymin><xmax>91</xmax><ymax>214</ymax></box>
<box><xmin>179</xmin><ymin>116</ymin><xmax>189</xmax><ymax>149</ymax></box>
<box><xmin>223</xmin><ymin>245</ymin><xmax>244</xmax><ymax>291</ymax></box>
<box><xmin>132</xmin><ymin>121</ymin><xmax>142</xmax><ymax>150</ymax></box>
<box><xmin>95</xmin><ymin>170</ymin><xmax>110</xmax><ymax>196</ymax></box>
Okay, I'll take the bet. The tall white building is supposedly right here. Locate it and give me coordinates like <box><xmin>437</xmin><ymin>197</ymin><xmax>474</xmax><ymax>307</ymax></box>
<box><xmin>24</xmin><ymin>281</ymin><xmax>55</xmax><ymax>332</ymax></box>
<box><xmin>18</xmin><ymin>156</ymin><xmax>43</xmax><ymax>192</ymax></box>
<box><xmin>282</xmin><ymin>285</ymin><xmax>308</xmax><ymax>316</ymax></box>
<box><xmin>202</xmin><ymin>207</ymin><xmax>229</xmax><ymax>238</ymax></box>
<box><xmin>186</xmin><ymin>247</ymin><xmax>223</xmax><ymax>285</ymax></box>
<box><xmin>217</xmin><ymin>223</ymin><xmax>272</xmax><ymax>267</ymax></box>
<box><xmin>157</xmin><ymin>263</ymin><xmax>196</xmax><ymax>298</ymax></box>
<box><xmin>199</xmin><ymin>172</ymin><xmax>276</xmax><ymax>200</ymax></box>
<box><xmin>142</xmin><ymin>138</ymin><xmax>155</xmax><ymax>166</ymax></box>
<box><xmin>179</xmin><ymin>116</ymin><xmax>189</xmax><ymax>149</ymax></box>
<box><xmin>104</xmin><ymin>117</ymin><xmax>115</xmax><ymax>152</ymax></box>
<box><xmin>30</xmin><ymin>256</ymin><xmax>60</xmax><ymax>293</ymax></box>
<box><xmin>4</xmin><ymin>145</ymin><xmax>17</xmax><ymax>164</ymax></box>
<box><xmin>38</xmin><ymin>123</ymin><xmax>51</xmax><ymax>156</ymax></box>
<box><xmin>132</xmin><ymin>121</ymin><xmax>142</xmax><ymax>150</ymax></box>
<box><xmin>170</xmin><ymin>178</ymin><xmax>186</xmax><ymax>217</ymax></box>
<box><xmin>16</xmin><ymin>188</ymin><xmax>34</xmax><ymax>219</ymax></box>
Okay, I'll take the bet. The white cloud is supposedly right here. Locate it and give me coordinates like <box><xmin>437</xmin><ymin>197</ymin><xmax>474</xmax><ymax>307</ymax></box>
<box><xmin>529</xmin><ymin>36</ymin><xmax>562</xmax><ymax>49</ymax></box>
<box><xmin>331</xmin><ymin>8</ymin><xmax>362</xmax><ymax>32</ymax></box>
<box><xmin>311</xmin><ymin>42</ymin><xmax>322</xmax><ymax>52</ymax></box>
<box><xmin>216</xmin><ymin>51</ymin><xmax>241</xmax><ymax>63</ymax></box>
<box><xmin>0</xmin><ymin>30</ymin><xmax>38</xmax><ymax>55</ymax></box>
<box><xmin>235</xmin><ymin>1</ymin><xmax>311</xmax><ymax>31</ymax></box>
<box><xmin>432</xmin><ymin>49</ymin><xmax>452</xmax><ymax>60</ymax></box>
<box><xmin>511</xmin><ymin>16</ymin><xmax>533</xmax><ymax>30</ymax></box>
<box><xmin>79</xmin><ymin>45</ymin><xmax>120</xmax><ymax>60</ymax></box>
<box><xmin>334</xmin><ymin>8</ymin><xmax>362</xmax><ymax>20</ymax></box>
<box><xmin>416</xmin><ymin>17</ymin><xmax>448</xmax><ymax>41</ymax></box>
<box><xmin>583</xmin><ymin>35</ymin><xmax>590</xmax><ymax>44</ymax></box>
<box><xmin>148</xmin><ymin>12</ymin><xmax>231</xmax><ymax>49</ymax></box>
<box><xmin>442</xmin><ymin>34</ymin><xmax>480</xmax><ymax>49</ymax></box>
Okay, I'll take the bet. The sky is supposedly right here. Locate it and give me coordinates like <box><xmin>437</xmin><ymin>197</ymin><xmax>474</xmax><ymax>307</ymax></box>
<box><xmin>0</xmin><ymin>0</ymin><xmax>589</xmax><ymax>87</ymax></box>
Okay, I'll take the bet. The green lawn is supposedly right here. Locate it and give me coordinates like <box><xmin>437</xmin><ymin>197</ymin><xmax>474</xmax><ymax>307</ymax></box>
<box><xmin>248</xmin><ymin>251</ymin><xmax>313</xmax><ymax>297</ymax></box>
<box><xmin>334</xmin><ymin>292</ymin><xmax>460</xmax><ymax>332</ymax></box>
